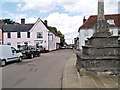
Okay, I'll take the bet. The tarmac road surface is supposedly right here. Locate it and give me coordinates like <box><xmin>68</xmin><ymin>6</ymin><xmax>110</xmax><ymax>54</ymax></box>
<box><xmin>2</xmin><ymin>49</ymin><xmax>74</xmax><ymax>88</ymax></box>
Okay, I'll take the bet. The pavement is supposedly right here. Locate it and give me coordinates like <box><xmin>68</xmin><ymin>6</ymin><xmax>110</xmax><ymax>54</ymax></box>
<box><xmin>62</xmin><ymin>50</ymin><xmax>120</xmax><ymax>89</ymax></box>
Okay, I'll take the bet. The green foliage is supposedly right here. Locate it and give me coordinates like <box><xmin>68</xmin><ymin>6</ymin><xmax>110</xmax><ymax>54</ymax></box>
<box><xmin>57</xmin><ymin>31</ymin><xmax>65</xmax><ymax>46</ymax></box>
<box><xmin>48</xmin><ymin>26</ymin><xmax>58</xmax><ymax>34</ymax></box>
<box><xmin>48</xmin><ymin>26</ymin><xmax>65</xmax><ymax>47</ymax></box>
<box><xmin>2</xmin><ymin>19</ymin><xmax>16</xmax><ymax>24</ymax></box>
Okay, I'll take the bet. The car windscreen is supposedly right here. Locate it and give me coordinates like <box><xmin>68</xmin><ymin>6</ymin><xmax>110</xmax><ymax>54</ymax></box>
<box><xmin>19</xmin><ymin>45</ymin><xmax>30</xmax><ymax>50</ymax></box>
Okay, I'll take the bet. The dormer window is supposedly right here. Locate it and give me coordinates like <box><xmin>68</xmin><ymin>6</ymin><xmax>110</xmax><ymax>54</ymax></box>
<box><xmin>107</xmin><ymin>19</ymin><xmax>115</xmax><ymax>25</ymax></box>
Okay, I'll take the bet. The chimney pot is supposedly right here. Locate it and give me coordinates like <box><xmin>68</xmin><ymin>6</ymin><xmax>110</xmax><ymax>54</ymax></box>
<box><xmin>44</xmin><ymin>20</ymin><xmax>47</xmax><ymax>26</ymax></box>
<box><xmin>21</xmin><ymin>18</ymin><xmax>25</xmax><ymax>24</ymax></box>
<box><xmin>83</xmin><ymin>16</ymin><xmax>86</xmax><ymax>24</ymax></box>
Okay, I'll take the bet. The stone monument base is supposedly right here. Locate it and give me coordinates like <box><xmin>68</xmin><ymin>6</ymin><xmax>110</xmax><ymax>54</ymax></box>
<box><xmin>76</xmin><ymin>52</ymin><xmax>120</xmax><ymax>75</ymax></box>
<box><xmin>76</xmin><ymin>34</ymin><xmax>120</xmax><ymax>75</ymax></box>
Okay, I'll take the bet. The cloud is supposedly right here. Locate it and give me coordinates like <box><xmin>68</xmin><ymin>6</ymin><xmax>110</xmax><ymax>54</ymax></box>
<box><xmin>17</xmin><ymin>0</ymin><xmax>57</xmax><ymax>13</ymax></box>
<box><xmin>1</xmin><ymin>0</ymin><xmax>119</xmax><ymax>44</ymax></box>
<box><xmin>61</xmin><ymin>0</ymin><xmax>97</xmax><ymax>15</ymax></box>
<box><xmin>1</xmin><ymin>10</ymin><xmax>27</xmax><ymax>20</ymax></box>
<box><xmin>118</xmin><ymin>1</ymin><xmax>120</xmax><ymax>14</ymax></box>
<box><xmin>44</xmin><ymin>12</ymin><xmax>83</xmax><ymax>33</ymax></box>
<box><xmin>44</xmin><ymin>12</ymin><xmax>83</xmax><ymax>44</ymax></box>
<box><xmin>17</xmin><ymin>17</ymin><xmax>38</xmax><ymax>24</ymax></box>
<box><xmin>16</xmin><ymin>0</ymin><xmax>119</xmax><ymax>17</ymax></box>
<box><xmin>1</xmin><ymin>0</ymin><xmax>22</xmax><ymax>2</ymax></box>
<box><xmin>1</xmin><ymin>10</ymin><xmax>38</xmax><ymax>24</ymax></box>
<box><xmin>64</xmin><ymin>32</ymin><xmax>78</xmax><ymax>44</ymax></box>
<box><xmin>105</xmin><ymin>1</ymin><xmax>119</xmax><ymax>14</ymax></box>
<box><xmin>42</xmin><ymin>0</ymin><xmax>119</xmax><ymax>44</ymax></box>
<box><xmin>61</xmin><ymin>0</ymin><xmax>119</xmax><ymax>15</ymax></box>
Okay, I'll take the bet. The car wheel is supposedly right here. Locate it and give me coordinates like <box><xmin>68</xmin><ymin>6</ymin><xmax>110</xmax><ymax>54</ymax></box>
<box><xmin>30</xmin><ymin>54</ymin><xmax>34</xmax><ymax>59</ymax></box>
<box><xmin>37</xmin><ymin>53</ymin><xmax>40</xmax><ymax>57</ymax></box>
<box><xmin>1</xmin><ymin>60</ymin><xmax>6</xmax><ymax>67</ymax></box>
<box><xmin>18</xmin><ymin>57</ymin><xmax>22</xmax><ymax>62</ymax></box>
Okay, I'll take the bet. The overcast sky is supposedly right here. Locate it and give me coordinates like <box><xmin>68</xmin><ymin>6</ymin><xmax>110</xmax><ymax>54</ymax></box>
<box><xmin>0</xmin><ymin>0</ymin><xmax>119</xmax><ymax>44</ymax></box>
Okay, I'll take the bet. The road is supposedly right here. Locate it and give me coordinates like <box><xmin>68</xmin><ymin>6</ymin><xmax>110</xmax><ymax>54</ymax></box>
<box><xmin>2</xmin><ymin>49</ymin><xmax>74</xmax><ymax>88</ymax></box>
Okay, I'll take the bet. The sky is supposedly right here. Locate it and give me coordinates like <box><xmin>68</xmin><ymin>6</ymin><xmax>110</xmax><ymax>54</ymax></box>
<box><xmin>0</xmin><ymin>0</ymin><xmax>119</xmax><ymax>44</ymax></box>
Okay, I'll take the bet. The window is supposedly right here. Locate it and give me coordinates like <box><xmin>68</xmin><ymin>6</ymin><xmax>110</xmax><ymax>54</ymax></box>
<box><xmin>7</xmin><ymin>32</ymin><xmax>11</xmax><ymax>38</ymax></box>
<box><xmin>35</xmin><ymin>40</ymin><xmax>43</xmax><ymax>45</ymax></box>
<box><xmin>11</xmin><ymin>47</ymin><xmax>16</xmax><ymax>53</ymax></box>
<box><xmin>48</xmin><ymin>34</ymin><xmax>53</xmax><ymax>41</ymax></box>
<box><xmin>118</xmin><ymin>30</ymin><xmax>120</xmax><ymax>35</ymax></box>
<box><xmin>85</xmin><ymin>40</ymin><xmax>89</xmax><ymax>45</ymax></box>
<box><xmin>17</xmin><ymin>42</ymin><xmax>21</xmax><ymax>48</ymax></box>
<box><xmin>7</xmin><ymin>43</ymin><xmax>11</xmax><ymax>45</ymax></box>
<box><xmin>37</xmin><ymin>32</ymin><xmax>43</xmax><ymax>38</ymax></box>
<box><xmin>109</xmin><ymin>30</ymin><xmax>113</xmax><ymax>35</ymax></box>
<box><xmin>17</xmin><ymin>32</ymin><xmax>21</xmax><ymax>38</ymax></box>
<box><xmin>107</xmin><ymin>19</ymin><xmax>115</xmax><ymax>25</ymax></box>
<box><xmin>27</xmin><ymin>32</ymin><xmax>30</xmax><ymax>38</ymax></box>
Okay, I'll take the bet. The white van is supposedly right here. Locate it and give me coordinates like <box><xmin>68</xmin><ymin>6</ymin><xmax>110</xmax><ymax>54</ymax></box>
<box><xmin>0</xmin><ymin>45</ymin><xmax>22</xmax><ymax>67</ymax></box>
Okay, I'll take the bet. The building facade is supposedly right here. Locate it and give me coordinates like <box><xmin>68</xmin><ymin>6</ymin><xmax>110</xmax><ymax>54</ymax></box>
<box><xmin>78</xmin><ymin>14</ymin><xmax>120</xmax><ymax>50</ymax></box>
<box><xmin>2</xmin><ymin>18</ymin><xmax>60</xmax><ymax>51</ymax></box>
<box><xmin>0</xmin><ymin>21</ymin><xmax>4</xmax><ymax>44</ymax></box>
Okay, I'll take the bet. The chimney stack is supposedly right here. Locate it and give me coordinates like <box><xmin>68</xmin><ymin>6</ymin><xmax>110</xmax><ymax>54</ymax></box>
<box><xmin>21</xmin><ymin>18</ymin><xmax>25</xmax><ymax>24</ymax></box>
<box><xmin>44</xmin><ymin>20</ymin><xmax>47</xmax><ymax>26</ymax></box>
<box><xmin>83</xmin><ymin>16</ymin><xmax>86</xmax><ymax>24</ymax></box>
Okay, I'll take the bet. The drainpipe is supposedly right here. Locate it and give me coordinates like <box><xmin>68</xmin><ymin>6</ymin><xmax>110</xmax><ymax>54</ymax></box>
<box><xmin>1</xmin><ymin>23</ymin><xmax>4</xmax><ymax>45</ymax></box>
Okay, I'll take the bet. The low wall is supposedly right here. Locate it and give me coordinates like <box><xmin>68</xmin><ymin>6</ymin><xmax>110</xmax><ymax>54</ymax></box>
<box><xmin>76</xmin><ymin>52</ymin><xmax>120</xmax><ymax>75</ymax></box>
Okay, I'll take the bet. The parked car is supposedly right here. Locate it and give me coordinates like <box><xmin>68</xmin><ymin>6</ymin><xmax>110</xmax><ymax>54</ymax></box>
<box><xmin>18</xmin><ymin>45</ymin><xmax>40</xmax><ymax>59</ymax></box>
<box><xmin>0</xmin><ymin>45</ymin><xmax>22</xmax><ymax>67</ymax></box>
<box><xmin>36</xmin><ymin>45</ymin><xmax>48</xmax><ymax>53</ymax></box>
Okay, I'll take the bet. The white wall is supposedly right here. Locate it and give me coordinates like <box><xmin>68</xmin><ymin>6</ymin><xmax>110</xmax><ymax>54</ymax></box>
<box><xmin>79</xmin><ymin>29</ymin><xmax>94</xmax><ymax>50</ymax></box>
<box><xmin>4</xmin><ymin>32</ymin><xmax>31</xmax><ymax>49</ymax></box>
<box><xmin>56</xmin><ymin>36</ymin><xmax>60</xmax><ymax>43</ymax></box>
<box><xmin>78</xmin><ymin>28</ymin><xmax>119</xmax><ymax>50</ymax></box>
<box><xmin>4</xmin><ymin>19</ymin><xmax>49</xmax><ymax>50</ymax></box>
<box><xmin>48</xmin><ymin>32</ymin><xmax>56</xmax><ymax>51</ymax></box>
<box><xmin>3</xmin><ymin>19</ymin><xmax>61</xmax><ymax>51</ymax></box>
<box><xmin>109</xmin><ymin>28</ymin><xmax>118</xmax><ymax>36</ymax></box>
<box><xmin>4</xmin><ymin>31</ymin><xmax>49</xmax><ymax>50</ymax></box>
<box><xmin>30</xmin><ymin>19</ymin><xmax>49</xmax><ymax>50</ymax></box>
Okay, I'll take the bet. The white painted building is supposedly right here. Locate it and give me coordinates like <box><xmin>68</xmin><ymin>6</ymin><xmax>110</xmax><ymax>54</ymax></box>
<box><xmin>0</xmin><ymin>23</ymin><xmax>4</xmax><ymax>44</ymax></box>
<box><xmin>78</xmin><ymin>14</ymin><xmax>120</xmax><ymax>50</ymax></box>
<box><xmin>2</xmin><ymin>18</ymin><xmax>60</xmax><ymax>51</ymax></box>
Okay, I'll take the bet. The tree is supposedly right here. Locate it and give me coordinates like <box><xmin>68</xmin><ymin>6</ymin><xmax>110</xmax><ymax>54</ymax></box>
<box><xmin>57</xmin><ymin>31</ymin><xmax>65</xmax><ymax>47</ymax></box>
<box><xmin>2</xmin><ymin>19</ymin><xmax>16</xmax><ymax>24</ymax></box>
<box><xmin>48</xmin><ymin>26</ymin><xmax>65</xmax><ymax>47</ymax></box>
<box><xmin>48</xmin><ymin>26</ymin><xmax>58</xmax><ymax>34</ymax></box>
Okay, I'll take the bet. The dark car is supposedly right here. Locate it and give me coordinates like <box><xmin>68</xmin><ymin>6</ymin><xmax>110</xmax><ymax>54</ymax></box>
<box><xmin>36</xmin><ymin>45</ymin><xmax>49</xmax><ymax>53</ymax></box>
<box><xmin>18</xmin><ymin>45</ymin><xmax>40</xmax><ymax>59</ymax></box>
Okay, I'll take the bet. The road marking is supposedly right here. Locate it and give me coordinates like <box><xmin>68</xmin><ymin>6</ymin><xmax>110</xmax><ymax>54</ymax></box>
<box><xmin>92</xmin><ymin>77</ymin><xmax>98</xmax><ymax>88</ymax></box>
<box><xmin>108</xmin><ymin>76</ymin><xmax>120</xmax><ymax>88</ymax></box>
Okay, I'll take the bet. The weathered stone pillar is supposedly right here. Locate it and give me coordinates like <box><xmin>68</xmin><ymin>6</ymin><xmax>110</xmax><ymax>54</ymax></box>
<box><xmin>98</xmin><ymin>0</ymin><xmax>105</xmax><ymax>20</ymax></box>
<box><xmin>76</xmin><ymin>0</ymin><xmax>120</xmax><ymax>75</ymax></box>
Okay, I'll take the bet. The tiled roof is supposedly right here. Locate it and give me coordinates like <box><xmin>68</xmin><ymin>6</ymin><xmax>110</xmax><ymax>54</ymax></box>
<box><xmin>0</xmin><ymin>24</ymin><xmax>4</xmax><ymax>29</ymax></box>
<box><xmin>78</xmin><ymin>14</ymin><xmax>120</xmax><ymax>32</ymax></box>
<box><xmin>3</xmin><ymin>24</ymin><xmax>34</xmax><ymax>32</ymax></box>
